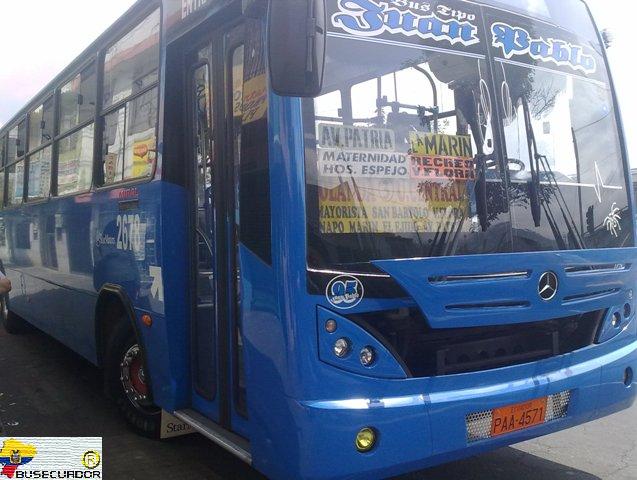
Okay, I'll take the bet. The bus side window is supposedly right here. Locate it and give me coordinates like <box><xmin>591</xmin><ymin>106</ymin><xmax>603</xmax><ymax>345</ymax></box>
<box><xmin>6</xmin><ymin>161</ymin><xmax>25</xmax><ymax>206</ymax></box>
<box><xmin>0</xmin><ymin>136</ymin><xmax>5</xmax><ymax>168</ymax></box>
<box><xmin>0</xmin><ymin>170</ymin><xmax>4</xmax><ymax>209</ymax></box>
<box><xmin>101</xmin><ymin>89</ymin><xmax>158</xmax><ymax>185</ymax></box>
<box><xmin>3</xmin><ymin>121</ymin><xmax>27</xmax><ymax>205</ymax></box>
<box><xmin>8</xmin><ymin>121</ymin><xmax>26</xmax><ymax>164</ymax></box>
<box><xmin>55</xmin><ymin>63</ymin><xmax>97</xmax><ymax>197</ymax></box>
<box><xmin>56</xmin><ymin>125</ymin><xmax>94</xmax><ymax>196</ymax></box>
<box><xmin>28</xmin><ymin>98</ymin><xmax>54</xmax><ymax>152</ymax></box>
<box><xmin>102</xmin><ymin>10</ymin><xmax>160</xmax><ymax>110</ymax></box>
<box><xmin>100</xmin><ymin>9</ymin><xmax>160</xmax><ymax>187</ymax></box>
<box><xmin>0</xmin><ymin>135</ymin><xmax>5</xmax><ymax>208</ymax></box>
<box><xmin>59</xmin><ymin>64</ymin><xmax>97</xmax><ymax>136</ymax></box>
<box><xmin>26</xmin><ymin>146</ymin><xmax>52</xmax><ymax>202</ymax></box>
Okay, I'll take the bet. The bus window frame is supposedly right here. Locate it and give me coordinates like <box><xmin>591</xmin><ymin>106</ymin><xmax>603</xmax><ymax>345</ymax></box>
<box><xmin>3</xmin><ymin>118</ymin><xmax>29</xmax><ymax>209</ymax></box>
<box><xmin>58</xmin><ymin>61</ymin><xmax>98</xmax><ymax>137</ymax></box>
<box><xmin>53</xmin><ymin>122</ymin><xmax>97</xmax><ymax>199</ymax></box>
<box><xmin>94</xmin><ymin>4</ymin><xmax>163</xmax><ymax>191</ymax></box>
<box><xmin>0</xmin><ymin>134</ymin><xmax>6</xmax><ymax>207</ymax></box>
<box><xmin>53</xmin><ymin>56</ymin><xmax>99</xmax><ymax>199</ymax></box>
<box><xmin>25</xmin><ymin>93</ymin><xmax>56</xmax><ymax>205</ymax></box>
<box><xmin>25</xmin><ymin>144</ymin><xmax>54</xmax><ymax>204</ymax></box>
<box><xmin>0</xmin><ymin>135</ymin><xmax>6</xmax><ymax>168</ymax></box>
<box><xmin>28</xmin><ymin>95</ymin><xmax>55</xmax><ymax>155</ymax></box>
<box><xmin>226</xmin><ymin>35</ymin><xmax>248</xmax><ymax>419</ymax></box>
<box><xmin>0</xmin><ymin>2</ymin><xmax>164</xmax><ymax>205</ymax></box>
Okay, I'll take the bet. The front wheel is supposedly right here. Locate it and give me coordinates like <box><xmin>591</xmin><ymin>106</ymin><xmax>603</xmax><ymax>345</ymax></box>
<box><xmin>0</xmin><ymin>297</ymin><xmax>31</xmax><ymax>334</ymax></box>
<box><xmin>104</xmin><ymin>321</ymin><xmax>161</xmax><ymax>438</ymax></box>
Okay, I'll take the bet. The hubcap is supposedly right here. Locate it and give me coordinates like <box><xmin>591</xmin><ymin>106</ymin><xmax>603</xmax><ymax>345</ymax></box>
<box><xmin>120</xmin><ymin>345</ymin><xmax>153</xmax><ymax>411</ymax></box>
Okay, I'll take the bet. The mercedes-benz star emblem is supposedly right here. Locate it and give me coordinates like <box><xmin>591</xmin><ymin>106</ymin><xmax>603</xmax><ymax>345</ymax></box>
<box><xmin>538</xmin><ymin>272</ymin><xmax>559</xmax><ymax>301</ymax></box>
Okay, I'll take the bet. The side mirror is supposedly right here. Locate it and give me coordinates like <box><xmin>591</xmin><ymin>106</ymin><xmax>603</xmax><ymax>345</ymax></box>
<box><xmin>268</xmin><ymin>0</ymin><xmax>326</xmax><ymax>97</ymax></box>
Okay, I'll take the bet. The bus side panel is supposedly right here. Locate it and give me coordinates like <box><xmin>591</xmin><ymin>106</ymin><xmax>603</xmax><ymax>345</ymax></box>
<box><xmin>0</xmin><ymin>178</ymin><xmax>191</xmax><ymax>413</ymax></box>
<box><xmin>243</xmin><ymin>93</ymin><xmax>321</xmax><ymax>479</ymax></box>
<box><xmin>0</xmin><ymin>200</ymin><xmax>98</xmax><ymax>362</ymax></box>
<box><xmin>141</xmin><ymin>180</ymin><xmax>192</xmax><ymax>411</ymax></box>
<box><xmin>91</xmin><ymin>179</ymin><xmax>191</xmax><ymax>412</ymax></box>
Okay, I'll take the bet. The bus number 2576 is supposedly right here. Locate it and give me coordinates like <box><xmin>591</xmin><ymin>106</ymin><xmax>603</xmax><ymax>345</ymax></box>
<box><xmin>117</xmin><ymin>214</ymin><xmax>144</xmax><ymax>253</ymax></box>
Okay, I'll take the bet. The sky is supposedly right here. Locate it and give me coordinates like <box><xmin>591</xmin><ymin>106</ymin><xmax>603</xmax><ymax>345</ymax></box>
<box><xmin>0</xmin><ymin>0</ymin><xmax>137</xmax><ymax>127</ymax></box>
<box><xmin>0</xmin><ymin>0</ymin><xmax>634</xmax><ymax>161</ymax></box>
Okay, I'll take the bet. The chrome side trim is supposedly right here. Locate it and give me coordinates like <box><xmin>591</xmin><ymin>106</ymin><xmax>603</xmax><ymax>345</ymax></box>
<box><xmin>564</xmin><ymin>263</ymin><xmax>630</xmax><ymax>275</ymax></box>
<box><xmin>174</xmin><ymin>409</ymin><xmax>251</xmax><ymax>464</ymax></box>
<box><xmin>302</xmin><ymin>394</ymin><xmax>427</xmax><ymax>410</ymax></box>
<box><xmin>430</xmin><ymin>271</ymin><xmax>529</xmax><ymax>283</ymax></box>
<box><xmin>307</xmin><ymin>267</ymin><xmax>391</xmax><ymax>278</ymax></box>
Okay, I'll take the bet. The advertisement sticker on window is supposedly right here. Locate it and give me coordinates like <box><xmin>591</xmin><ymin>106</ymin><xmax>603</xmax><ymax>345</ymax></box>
<box><xmin>409</xmin><ymin>132</ymin><xmax>475</xmax><ymax>181</ymax></box>
<box><xmin>317</xmin><ymin>124</ymin><xmax>409</xmax><ymax>180</ymax></box>
<box><xmin>316</xmin><ymin>125</ymin><xmax>474</xmax><ymax>235</ymax></box>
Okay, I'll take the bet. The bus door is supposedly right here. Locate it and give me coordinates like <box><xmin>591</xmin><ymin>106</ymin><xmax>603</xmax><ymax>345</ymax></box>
<box><xmin>185</xmin><ymin>22</ymin><xmax>248</xmax><ymax>433</ymax></box>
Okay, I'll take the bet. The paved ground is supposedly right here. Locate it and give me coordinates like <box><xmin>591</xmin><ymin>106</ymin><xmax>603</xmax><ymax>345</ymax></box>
<box><xmin>0</xmin><ymin>325</ymin><xmax>635</xmax><ymax>480</ymax></box>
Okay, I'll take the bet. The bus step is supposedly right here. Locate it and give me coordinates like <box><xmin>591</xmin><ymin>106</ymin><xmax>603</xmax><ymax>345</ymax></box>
<box><xmin>173</xmin><ymin>409</ymin><xmax>251</xmax><ymax>464</ymax></box>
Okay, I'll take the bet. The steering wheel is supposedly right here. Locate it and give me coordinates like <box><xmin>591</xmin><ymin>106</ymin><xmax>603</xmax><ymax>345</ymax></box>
<box><xmin>479</xmin><ymin>156</ymin><xmax>526</xmax><ymax>172</ymax></box>
<box><xmin>506</xmin><ymin>158</ymin><xmax>526</xmax><ymax>172</ymax></box>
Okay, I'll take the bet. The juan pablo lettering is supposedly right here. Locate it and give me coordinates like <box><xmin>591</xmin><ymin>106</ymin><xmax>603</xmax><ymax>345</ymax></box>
<box><xmin>491</xmin><ymin>23</ymin><xmax>596</xmax><ymax>74</ymax></box>
<box><xmin>332</xmin><ymin>0</ymin><xmax>480</xmax><ymax>46</ymax></box>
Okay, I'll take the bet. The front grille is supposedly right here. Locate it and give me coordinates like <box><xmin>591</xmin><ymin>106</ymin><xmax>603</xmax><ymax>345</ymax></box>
<box><xmin>348</xmin><ymin>309</ymin><xmax>604</xmax><ymax>378</ymax></box>
<box><xmin>466</xmin><ymin>391</ymin><xmax>571</xmax><ymax>443</ymax></box>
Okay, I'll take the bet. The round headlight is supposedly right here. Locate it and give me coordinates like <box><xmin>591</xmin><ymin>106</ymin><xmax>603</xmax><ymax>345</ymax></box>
<box><xmin>333</xmin><ymin>338</ymin><xmax>351</xmax><ymax>358</ymax></box>
<box><xmin>359</xmin><ymin>346</ymin><xmax>376</xmax><ymax>367</ymax></box>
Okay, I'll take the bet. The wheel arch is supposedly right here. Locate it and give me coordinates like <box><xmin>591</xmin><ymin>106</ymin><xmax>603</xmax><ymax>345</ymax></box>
<box><xmin>95</xmin><ymin>284</ymin><xmax>156</xmax><ymax>404</ymax></box>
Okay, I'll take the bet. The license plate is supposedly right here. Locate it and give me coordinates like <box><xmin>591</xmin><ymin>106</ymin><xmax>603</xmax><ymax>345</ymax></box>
<box><xmin>491</xmin><ymin>397</ymin><xmax>548</xmax><ymax>437</ymax></box>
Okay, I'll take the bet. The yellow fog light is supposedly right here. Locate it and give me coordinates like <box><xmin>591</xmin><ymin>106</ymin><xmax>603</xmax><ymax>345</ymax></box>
<box><xmin>355</xmin><ymin>427</ymin><xmax>377</xmax><ymax>452</ymax></box>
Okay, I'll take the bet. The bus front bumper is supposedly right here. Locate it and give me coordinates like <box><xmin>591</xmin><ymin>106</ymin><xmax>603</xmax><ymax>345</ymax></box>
<box><xmin>295</xmin><ymin>340</ymin><xmax>637</xmax><ymax>480</ymax></box>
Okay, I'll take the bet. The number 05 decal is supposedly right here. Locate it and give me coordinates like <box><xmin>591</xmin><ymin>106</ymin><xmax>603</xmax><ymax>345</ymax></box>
<box><xmin>326</xmin><ymin>275</ymin><xmax>364</xmax><ymax>309</ymax></box>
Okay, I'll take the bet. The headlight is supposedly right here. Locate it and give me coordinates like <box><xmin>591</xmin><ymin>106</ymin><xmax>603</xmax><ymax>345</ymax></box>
<box><xmin>333</xmin><ymin>338</ymin><xmax>351</xmax><ymax>358</ymax></box>
<box><xmin>359</xmin><ymin>346</ymin><xmax>375</xmax><ymax>367</ymax></box>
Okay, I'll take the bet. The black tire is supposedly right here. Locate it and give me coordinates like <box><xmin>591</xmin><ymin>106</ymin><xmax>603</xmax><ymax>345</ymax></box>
<box><xmin>0</xmin><ymin>296</ymin><xmax>31</xmax><ymax>334</ymax></box>
<box><xmin>104</xmin><ymin>319</ymin><xmax>161</xmax><ymax>438</ymax></box>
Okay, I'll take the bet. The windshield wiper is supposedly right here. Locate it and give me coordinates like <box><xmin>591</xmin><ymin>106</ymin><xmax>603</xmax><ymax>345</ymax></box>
<box><xmin>344</xmin><ymin>175</ymin><xmax>383</xmax><ymax>257</ymax></box>
<box><xmin>537</xmin><ymin>154</ymin><xmax>586</xmax><ymax>249</ymax></box>
<box><xmin>474</xmin><ymin>152</ymin><xmax>489</xmax><ymax>232</ymax></box>
<box><xmin>521</xmin><ymin>99</ymin><xmax>585</xmax><ymax>249</ymax></box>
<box><xmin>521</xmin><ymin>99</ymin><xmax>543</xmax><ymax>228</ymax></box>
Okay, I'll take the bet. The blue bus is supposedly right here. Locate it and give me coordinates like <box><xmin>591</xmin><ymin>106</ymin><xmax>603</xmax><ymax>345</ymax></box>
<box><xmin>0</xmin><ymin>0</ymin><xmax>635</xmax><ymax>478</ymax></box>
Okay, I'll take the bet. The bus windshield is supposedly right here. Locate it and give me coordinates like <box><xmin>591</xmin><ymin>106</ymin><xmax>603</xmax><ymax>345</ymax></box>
<box><xmin>304</xmin><ymin>0</ymin><xmax>632</xmax><ymax>268</ymax></box>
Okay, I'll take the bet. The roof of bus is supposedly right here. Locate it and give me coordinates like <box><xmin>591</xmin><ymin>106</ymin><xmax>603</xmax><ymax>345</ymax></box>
<box><xmin>0</xmin><ymin>0</ymin><xmax>154</xmax><ymax>137</ymax></box>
